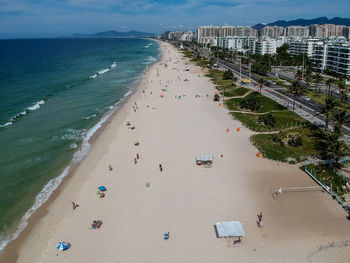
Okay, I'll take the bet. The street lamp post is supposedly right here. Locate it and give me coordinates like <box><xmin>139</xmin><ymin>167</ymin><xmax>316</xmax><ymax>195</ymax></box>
<box><xmin>239</xmin><ymin>57</ymin><xmax>241</xmax><ymax>82</ymax></box>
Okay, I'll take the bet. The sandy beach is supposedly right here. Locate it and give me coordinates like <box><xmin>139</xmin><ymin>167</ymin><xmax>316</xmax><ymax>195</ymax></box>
<box><xmin>2</xmin><ymin>40</ymin><xmax>350</xmax><ymax>263</ymax></box>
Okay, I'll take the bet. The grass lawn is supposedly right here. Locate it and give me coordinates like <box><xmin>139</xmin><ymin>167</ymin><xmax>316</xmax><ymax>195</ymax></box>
<box><xmin>190</xmin><ymin>56</ymin><xmax>209</xmax><ymax>67</ymax></box>
<box><xmin>224</xmin><ymin>92</ymin><xmax>286</xmax><ymax>113</ymax></box>
<box><xmin>222</xmin><ymin>87</ymin><xmax>249</xmax><ymax>97</ymax></box>
<box><xmin>306</xmin><ymin>91</ymin><xmax>350</xmax><ymax>113</ymax></box>
<box><xmin>231</xmin><ymin>110</ymin><xmax>306</xmax><ymax>132</ymax></box>
<box><xmin>251</xmin><ymin>126</ymin><xmax>320</xmax><ymax>162</ymax></box>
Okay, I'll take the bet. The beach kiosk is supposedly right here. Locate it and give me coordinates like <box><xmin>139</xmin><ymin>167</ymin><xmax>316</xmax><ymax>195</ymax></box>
<box><xmin>215</xmin><ymin>221</ymin><xmax>245</xmax><ymax>245</ymax></box>
<box><xmin>196</xmin><ymin>154</ymin><xmax>213</xmax><ymax>167</ymax></box>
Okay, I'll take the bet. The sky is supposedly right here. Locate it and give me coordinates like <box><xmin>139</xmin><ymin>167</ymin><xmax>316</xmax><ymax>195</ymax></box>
<box><xmin>0</xmin><ymin>0</ymin><xmax>349</xmax><ymax>38</ymax></box>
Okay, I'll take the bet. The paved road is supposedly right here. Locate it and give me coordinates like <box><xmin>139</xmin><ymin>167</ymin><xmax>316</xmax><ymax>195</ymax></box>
<box><xmin>214</xmin><ymin>58</ymin><xmax>350</xmax><ymax>145</ymax></box>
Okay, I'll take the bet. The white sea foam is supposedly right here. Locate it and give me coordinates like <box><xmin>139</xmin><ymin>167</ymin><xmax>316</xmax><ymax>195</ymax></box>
<box><xmin>0</xmin><ymin>166</ymin><xmax>70</xmax><ymax>253</ymax></box>
<box><xmin>27</xmin><ymin>100</ymin><xmax>45</xmax><ymax>111</ymax></box>
<box><xmin>124</xmin><ymin>90</ymin><xmax>132</xmax><ymax>97</ymax></box>
<box><xmin>0</xmin><ymin>89</ymin><xmax>135</xmax><ymax>253</ymax></box>
<box><xmin>70</xmin><ymin>143</ymin><xmax>78</xmax><ymax>149</ymax></box>
<box><xmin>143</xmin><ymin>56</ymin><xmax>157</xmax><ymax>65</ymax></box>
<box><xmin>145</xmin><ymin>43</ymin><xmax>152</xmax><ymax>48</ymax></box>
<box><xmin>89</xmin><ymin>74</ymin><xmax>98</xmax><ymax>79</ymax></box>
<box><xmin>0</xmin><ymin>100</ymin><xmax>45</xmax><ymax>128</ymax></box>
<box><xmin>0</xmin><ymin>122</ymin><xmax>13</xmax><ymax>128</ymax></box>
<box><xmin>110</xmin><ymin>62</ymin><xmax>117</xmax><ymax>68</ymax></box>
<box><xmin>98</xmin><ymin>68</ymin><xmax>110</xmax><ymax>75</ymax></box>
<box><xmin>84</xmin><ymin>114</ymin><xmax>97</xmax><ymax>120</ymax></box>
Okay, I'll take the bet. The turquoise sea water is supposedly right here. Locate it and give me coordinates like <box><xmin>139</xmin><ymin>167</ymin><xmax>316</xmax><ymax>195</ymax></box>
<box><xmin>0</xmin><ymin>38</ymin><xmax>159</xmax><ymax>250</ymax></box>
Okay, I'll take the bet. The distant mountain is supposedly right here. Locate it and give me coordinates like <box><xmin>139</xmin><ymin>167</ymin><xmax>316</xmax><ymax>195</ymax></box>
<box><xmin>71</xmin><ymin>30</ymin><xmax>156</xmax><ymax>38</ymax></box>
<box><xmin>252</xmin><ymin>23</ymin><xmax>266</xmax><ymax>30</ymax></box>
<box><xmin>252</xmin><ymin>17</ymin><xmax>350</xmax><ymax>29</ymax></box>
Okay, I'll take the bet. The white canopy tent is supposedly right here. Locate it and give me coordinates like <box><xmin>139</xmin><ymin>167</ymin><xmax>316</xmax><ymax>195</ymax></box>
<box><xmin>215</xmin><ymin>221</ymin><xmax>245</xmax><ymax>237</ymax></box>
<box><xmin>196</xmin><ymin>154</ymin><xmax>213</xmax><ymax>166</ymax></box>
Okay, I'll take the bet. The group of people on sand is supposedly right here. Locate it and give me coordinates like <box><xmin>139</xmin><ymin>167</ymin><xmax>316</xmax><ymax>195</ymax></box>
<box><xmin>91</xmin><ymin>220</ymin><xmax>102</xmax><ymax>229</ymax></box>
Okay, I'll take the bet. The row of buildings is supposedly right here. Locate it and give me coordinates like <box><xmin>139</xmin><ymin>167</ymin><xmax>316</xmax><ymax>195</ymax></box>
<box><xmin>160</xmin><ymin>24</ymin><xmax>350</xmax><ymax>77</ymax></box>
<box><xmin>261</xmin><ymin>24</ymin><xmax>350</xmax><ymax>39</ymax></box>
<box><xmin>195</xmin><ymin>24</ymin><xmax>350</xmax><ymax>43</ymax></box>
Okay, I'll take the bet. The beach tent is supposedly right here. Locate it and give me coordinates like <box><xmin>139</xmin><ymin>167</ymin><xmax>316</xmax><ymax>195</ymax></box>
<box><xmin>56</xmin><ymin>242</ymin><xmax>68</xmax><ymax>251</ymax></box>
<box><xmin>98</xmin><ymin>186</ymin><xmax>106</xmax><ymax>191</ymax></box>
<box><xmin>215</xmin><ymin>221</ymin><xmax>245</xmax><ymax>238</ymax></box>
<box><xmin>196</xmin><ymin>154</ymin><xmax>213</xmax><ymax>167</ymax></box>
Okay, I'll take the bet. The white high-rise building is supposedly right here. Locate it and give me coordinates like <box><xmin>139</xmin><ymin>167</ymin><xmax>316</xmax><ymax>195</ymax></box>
<box><xmin>312</xmin><ymin>42</ymin><xmax>350</xmax><ymax>77</ymax></box>
<box><xmin>288</xmin><ymin>39</ymin><xmax>322</xmax><ymax>57</ymax></box>
<box><xmin>250</xmin><ymin>38</ymin><xmax>277</xmax><ymax>55</ymax></box>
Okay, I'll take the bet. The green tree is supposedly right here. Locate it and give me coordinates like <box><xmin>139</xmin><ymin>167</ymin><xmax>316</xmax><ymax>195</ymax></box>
<box><xmin>286</xmin><ymin>81</ymin><xmax>306</xmax><ymax>112</ymax></box>
<box><xmin>337</xmin><ymin>81</ymin><xmax>347</xmax><ymax>102</ymax></box>
<box><xmin>326</xmin><ymin>78</ymin><xmax>333</xmax><ymax>96</ymax></box>
<box><xmin>313</xmin><ymin>72</ymin><xmax>323</xmax><ymax>93</ymax></box>
<box><xmin>223</xmin><ymin>70</ymin><xmax>234</xmax><ymax>80</ymax></box>
<box><xmin>258</xmin><ymin>78</ymin><xmax>266</xmax><ymax>94</ymax></box>
<box><xmin>320</xmin><ymin>97</ymin><xmax>338</xmax><ymax>131</ymax></box>
<box><xmin>332</xmin><ymin>110</ymin><xmax>347</xmax><ymax>135</ymax></box>
<box><xmin>323</xmin><ymin>133</ymin><xmax>348</xmax><ymax>168</ymax></box>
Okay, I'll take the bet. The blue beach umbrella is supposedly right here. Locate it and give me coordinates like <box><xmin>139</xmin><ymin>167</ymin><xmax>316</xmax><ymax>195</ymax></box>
<box><xmin>56</xmin><ymin>242</ymin><xmax>68</xmax><ymax>251</ymax></box>
<box><xmin>98</xmin><ymin>186</ymin><xmax>106</xmax><ymax>191</ymax></box>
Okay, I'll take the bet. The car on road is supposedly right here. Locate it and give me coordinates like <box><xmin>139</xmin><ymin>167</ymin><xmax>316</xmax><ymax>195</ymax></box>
<box><xmin>313</xmin><ymin>121</ymin><xmax>325</xmax><ymax>128</ymax></box>
<box><xmin>302</xmin><ymin>96</ymin><xmax>311</xmax><ymax>101</ymax></box>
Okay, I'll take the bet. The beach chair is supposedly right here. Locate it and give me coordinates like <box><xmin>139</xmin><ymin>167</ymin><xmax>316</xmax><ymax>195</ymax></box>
<box><xmin>164</xmin><ymin>232</ymin><xmax>170</xmax><ymax>240</ymax></box>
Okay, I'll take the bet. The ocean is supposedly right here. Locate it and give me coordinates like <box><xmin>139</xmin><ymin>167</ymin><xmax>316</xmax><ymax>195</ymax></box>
<box><xmin>0</xmin><ymin>38</ymin><xmax>159</xmax><ymax>251</ymax></box>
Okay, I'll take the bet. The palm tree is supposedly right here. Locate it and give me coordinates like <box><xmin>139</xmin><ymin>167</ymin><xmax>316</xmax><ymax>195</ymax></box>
<box><xmin>332</xmin><ymin>110</ymin><xmax>347</xmax><ymax>135</ymax></box>
<box><xmin>286</xmin><ymin>81</ymin><xmax>306</xmax><ymax>112</ymax></box>
<box><xmin>258</xmin><ymin>78</ymin><xmax>266</xmax><ymax>94</ymax></box>
<box><xmin>326</xmin><ymin>78</ymin><xmax>333</xmax><ymax>96</ymax></box>
<box><xmin>337</xmin><ymin>80</ymin><xmax>347</xmax><ymax>102</ymax></box>
<box><xmin>323</xmin><ymin>133</ymin><xmax>348</xmax><ymax>168</ymax></box>
<box><xmin>313</xmin><ymin>72</ymin><xmax>323</xmax><ymax>93</ymax></box>
<box><xmin>320</xmin><ymin>97</ymin><xmax>338</xmax><ymax>131</ymax></box>
<box><xmin>295</xmin><ymin>70</ymin><xmax>302</xmax><ymax>80</ymax></box>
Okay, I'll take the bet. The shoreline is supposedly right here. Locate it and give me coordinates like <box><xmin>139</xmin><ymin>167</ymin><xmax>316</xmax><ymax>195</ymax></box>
<box><xmin>0</xmin><ymin>38</ymin><xmax>162</xmax><ymax>262</ymax></box>
<box><xmin>2</xmin><ymin>40</ymin><xmax>350</xmax><ymax>262</ymax></box>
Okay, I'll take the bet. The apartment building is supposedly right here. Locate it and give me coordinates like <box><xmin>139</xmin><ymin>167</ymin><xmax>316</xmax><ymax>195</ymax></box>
<box><xmin>286</xmin><ymin>26</ymin><xmax>309</xmax><ymax>38</ymax></box>
<box><xmin>288</xmin><ymin>39</ymin><xmax>322</xmax><ymax>57</ymax></box>
<box><xmin>249</xmin><ymin>38</ymin><xmax>277</xmax><ymax>55</ymax></box>
<box><xmin>343</xmin><ymin>27</ymin><xmax>350</xmax><ymax>40</ymax></box>
<box><xmin>217</xmin><ymin>36</ymin><xmax>256</xmax><ymax>51</ymax></box>
<box><xmin>260</xmin><ymin>26</ymin><xmax>285</xmax><ymax>38</ymax></box>
<box><xmin>197</xmin><ymin>26</ymin><xmax>257</xmax><ymax>44</ymax></box>
<box><xmin>312</xmin><ymin>42</ymin><xmax>350</xmax><ymax>77</ymax></box>
<box><xmin>180</xmin><ymin>31</ymin><xmax>194</xmax><ymax>42</ymax></box>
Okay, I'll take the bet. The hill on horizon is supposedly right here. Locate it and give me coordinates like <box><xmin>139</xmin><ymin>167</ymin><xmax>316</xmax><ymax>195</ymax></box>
<box><xmin>252</xmin><ymin>17</ymin><xmax>350</xmax><ymax>29</ymax></box>
<box><xmin>71</xmin><ymin>30</ymin><xmax>156</xmax><ymax>38</ymax></box>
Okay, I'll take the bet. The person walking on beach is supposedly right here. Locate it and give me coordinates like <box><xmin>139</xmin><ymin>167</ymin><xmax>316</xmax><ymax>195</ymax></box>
<box><xmin>72</xmin><ymin>202</ymin><xmax>79</xmax><ymax>209</ymax></box>
<box><xmin>159</xmin><ymin>164</ymin><xmax>163</xmax><ymax>172</ymax></box>
<box><xmin>257</xmin><ymin>212</ymin><xmax>263</xmax><ymax>227</ymax></box>
<box><xmin>109</xmin><ymin>164</ymin><xmax>113</xmax><ymax>171</ymax></box>
<box><xmin>134</xmin><ymin>158</ymin><xmax>137</xmax><ymax>165</ymax></box>
<box><xmin>136</xmin><ymin>153</ymin><xmax>139</xmax><ymax>159</ymax></box>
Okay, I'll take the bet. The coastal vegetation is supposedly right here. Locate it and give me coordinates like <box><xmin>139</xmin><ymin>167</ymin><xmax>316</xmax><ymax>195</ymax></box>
<box><xmin>180</xmin><ymin>47</ymin><xmax>349</xmax><ymax>199</ymax></box>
